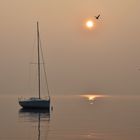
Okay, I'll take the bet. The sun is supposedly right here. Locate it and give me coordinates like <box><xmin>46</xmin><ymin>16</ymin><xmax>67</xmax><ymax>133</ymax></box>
<box><xmin>86</xmin><ymin>20</ymin><xmax>95</xmax><ymax>29</ymax></box>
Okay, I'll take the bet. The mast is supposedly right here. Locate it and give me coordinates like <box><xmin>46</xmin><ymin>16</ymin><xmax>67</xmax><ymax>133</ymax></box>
<box><xmin>37</xmin><ymin>22</ymin><xmax>41</xmax><ymax>99</ymax></box>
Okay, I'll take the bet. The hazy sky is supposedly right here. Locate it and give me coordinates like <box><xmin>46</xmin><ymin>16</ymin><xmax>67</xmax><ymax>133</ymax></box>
<box><xmin>0</xmin><ymin>0</ymin><xmax>140</xmax><ymax>96</ymax></box>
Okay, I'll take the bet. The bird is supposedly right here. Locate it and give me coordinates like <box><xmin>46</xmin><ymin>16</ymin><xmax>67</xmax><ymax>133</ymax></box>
<box><xmin>95</xmin><ymin>14</ymin><xmax>100</xmax><ymax>19</ymax></box>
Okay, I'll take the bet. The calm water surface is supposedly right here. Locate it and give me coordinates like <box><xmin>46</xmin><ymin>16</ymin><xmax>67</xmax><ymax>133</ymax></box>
<box><xmin>0</xmin><ymin>94</ymin><xmax>140</xmax><ymax>140</ymax></box>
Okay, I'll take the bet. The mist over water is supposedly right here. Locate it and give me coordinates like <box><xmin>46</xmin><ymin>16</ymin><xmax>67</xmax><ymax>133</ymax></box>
<box><xmin>0</xmin><ymin>94</ymin><xmax>140</xmax><ymax>140</ymax></box>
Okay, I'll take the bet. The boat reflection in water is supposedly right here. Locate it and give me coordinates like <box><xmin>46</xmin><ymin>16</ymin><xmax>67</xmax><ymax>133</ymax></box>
<box><xmin>19</xmin><ymin>109</ymin><xmax>50</xmax><ymax>140</ymax></box>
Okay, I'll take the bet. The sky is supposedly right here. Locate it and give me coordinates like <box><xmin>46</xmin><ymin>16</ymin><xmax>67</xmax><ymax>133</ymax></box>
<box><xmin>0</xmin><ymin>0</ymin><xmax>140</xmax><ymax>96</ymax></box>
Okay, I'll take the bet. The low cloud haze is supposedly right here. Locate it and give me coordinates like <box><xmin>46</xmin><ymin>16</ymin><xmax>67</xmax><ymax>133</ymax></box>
<box><xmin>0</xmin><ymin>0</ymin><xmax>140</xmax><ymax>96</ymax></box>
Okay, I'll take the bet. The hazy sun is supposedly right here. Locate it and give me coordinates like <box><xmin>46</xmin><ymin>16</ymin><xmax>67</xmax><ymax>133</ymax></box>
<box><xmin>86</xmin><ymin>20</ymin><xmax>95</xmax><ymax>29</ymax></box>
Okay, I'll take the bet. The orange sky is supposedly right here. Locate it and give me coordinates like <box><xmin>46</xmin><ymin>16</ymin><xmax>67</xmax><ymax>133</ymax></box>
<box><xmin>0</xmin><ymin>0</ymin><xmax>140</xmax><ymax>96</ymax></box>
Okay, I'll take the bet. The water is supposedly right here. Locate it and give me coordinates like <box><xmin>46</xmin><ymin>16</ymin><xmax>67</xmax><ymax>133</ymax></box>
<box><xmin>0</xmin><ymin>94</ymin><xmax>140</xmax><ymax>140</ymax></box>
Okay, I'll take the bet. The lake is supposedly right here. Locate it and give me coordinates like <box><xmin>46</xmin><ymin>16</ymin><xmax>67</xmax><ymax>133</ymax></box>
<box><xmin>0</xmin><ymin>94</ymin><xmax>140</xmax><ymax>140</ymax></box>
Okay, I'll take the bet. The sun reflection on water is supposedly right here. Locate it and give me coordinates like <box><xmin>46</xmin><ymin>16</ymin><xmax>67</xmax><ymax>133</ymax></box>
<box><xmin>81</xmin><ymin>94</ymin><xmax>108</xmax><ymax>104</ymax></box>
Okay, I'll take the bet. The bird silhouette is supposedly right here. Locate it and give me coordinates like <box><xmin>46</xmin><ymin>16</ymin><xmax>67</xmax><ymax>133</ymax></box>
<box><xmin>95</xmin><ymin>14</ymin><xmax>100</xmax><ymax>19</ymax></box>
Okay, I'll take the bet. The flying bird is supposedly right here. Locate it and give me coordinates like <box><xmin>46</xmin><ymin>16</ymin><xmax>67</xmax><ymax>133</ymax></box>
<box><xmin>95</xmin><ymin>14</ymin><xmax>100</xmax><ymax>19</ymax></box>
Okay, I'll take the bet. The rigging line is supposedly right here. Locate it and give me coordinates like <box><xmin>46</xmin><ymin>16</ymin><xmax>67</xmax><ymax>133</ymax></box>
<box><xmin>39</xmin><ymin>37</ymin><xmax>50</xmax><ymax>99</ymax></box>
<box><xmin>28</xmin><ymin>30</ymin><xmax>37</xmax><ymax>95</ymax></box>
<box><xmin>27</xmin><ymin>30</ymin><xmax>36</xmax><ymax>93</ymax></box>
<box><xmin>37</xmin><ymin>22</ymin><xmax>41</xmax><ymax>99</ymax></box>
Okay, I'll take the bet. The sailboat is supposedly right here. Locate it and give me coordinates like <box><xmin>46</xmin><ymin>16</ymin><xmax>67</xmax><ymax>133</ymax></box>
<box><xmin>19</xmin><ymin>22</ymin><xmax>50</xmax><ymax>109</ymax></box>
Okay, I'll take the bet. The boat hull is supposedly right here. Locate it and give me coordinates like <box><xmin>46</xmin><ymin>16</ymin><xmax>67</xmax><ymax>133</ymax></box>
<box><xmin>19</xmin><ymin>99</ymin><xmax>50</xmax><ymax>109</ymax></box>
